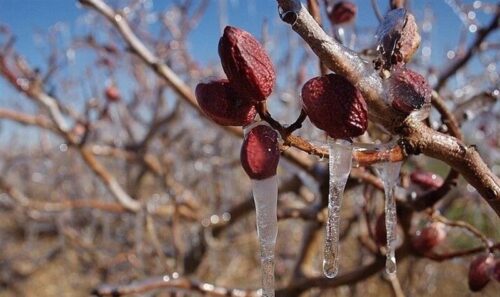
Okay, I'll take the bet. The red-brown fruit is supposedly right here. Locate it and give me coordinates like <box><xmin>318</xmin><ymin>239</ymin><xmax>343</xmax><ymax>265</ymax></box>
<box><xmin>105</xmin><ymin>85</ymin><xmax>121</xmax><ymax>102</ymax></box>
<box><xmin>328</xmin><ymin>1</ymin><xmax>357</xmax><ymax>25</ymax></box>
<box><xmin>240</xmin><ymin>125</ymin><xmax>280</xmax><ymax>180</ymax></box>
<box><xmin>492</xmin><ymin>259</ymin><xmax>500</xmax><ymax>282</ymax></box>
<box><xmin>218</xmin><ymin>26</ymin><xmax>275</xmax><ymax>102</ymax></box>
<box><xmin>375</xmin><ymin>213</ymin><xmax>387</xmax><ymax>246</ymax></box>
<box><xmin>195</xmin><ymin>79</ymin><xmax>256</xmax><ymax>126</ymax></box>
<box><xmin>469</xmin><ymin>254</ymin><xmax>494</xmax><ymax>292</ymax></box>
<box><xmin>376</xmin><ymin>9</ymin><xmax>420</xmax><ymax>67</ymax></box>
<box><xmin>387</xmin><ymin>67</ymin><xmax>431</xmax><ymax>114</ymax></box>
<box><xmin>301</xmin><ymin>74</ymin><xmax>368</xmax><ymax>139</ymax></box>
<box><xmin>411</xmin><ymin>222</ymin><xmax>446</xmax><ymax>254</ymax></box>
<box><xmin>410</xmin><ymin>170</ymin><xmax>444</xmax><ymax>190</ymax></box>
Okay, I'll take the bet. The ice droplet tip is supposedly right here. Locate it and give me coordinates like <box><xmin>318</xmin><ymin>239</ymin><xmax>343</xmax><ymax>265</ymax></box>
<box><xmin>385</xmin><ymin>258</ymin><xmax>397</xmax><ymax>274</ymax></box>
<box><xmin>323</xmin><ymin>261</ymin><xmax>339</xmax><ymax>278</ymax></box>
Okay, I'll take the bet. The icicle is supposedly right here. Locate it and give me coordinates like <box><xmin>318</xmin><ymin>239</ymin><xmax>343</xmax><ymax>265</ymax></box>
<box><xmin>251</xmin><ymin>175</ymin><xmax>278</xmax><ymax>297</ymax></box>
<box><xmin>242</xmin><ymin>121</ymin><xmax>280</xmax><ymax>296</ymax></box>
<box><xmin>323</xmin><ymin>137</ymin><xmax>353</xmax><ymax>278</ymax></box>
<box><xmin>374</xmin><ymin>161</ymin><xmax>402</xmax><ymax>274</ymax></box>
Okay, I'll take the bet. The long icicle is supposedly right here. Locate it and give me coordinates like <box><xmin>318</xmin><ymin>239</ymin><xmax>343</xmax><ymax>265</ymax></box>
<box><xmin>375</xmin><ymin>161</ymin><xmax>402</xmax><ymax>274</ymax></box>
<box><xmin>323</xmin><ymin>137</ymin><xmax>353</xmax><ymax>278</ymax></box>
<box><xmin>252</xmin><ymin>175</ymin><xmax>278</xmax><ymax>297</ymax></box>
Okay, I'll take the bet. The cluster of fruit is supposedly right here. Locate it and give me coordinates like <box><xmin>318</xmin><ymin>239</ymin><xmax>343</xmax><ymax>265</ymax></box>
<box><xmin>194</xmin><ymin>6</ymin><xmax>498</xmax><ymax>291</ymax></box>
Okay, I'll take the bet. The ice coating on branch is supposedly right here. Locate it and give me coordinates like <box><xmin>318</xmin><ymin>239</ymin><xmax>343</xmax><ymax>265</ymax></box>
<box><xmin>375</xmin><ymin>8</ymin><xmax>406</xmax><ymax>67</ymax></box>
<box><xmin>323</xmin><ymin>138</ymin><xmax>353</xmax><ymax>278</ymax></box>
<box><xmin>376</xmin><ymin>9</ymin><xmax>407</xmax><ymax>43</ymax></box>
<box><xmin>375</xmin><ymin>8</ymin><xmax>420</xmax><ymax>69</ymax></box>
<box><xmin>252</xmin><ymin>176</ymin><xmax>278</xmax><ymax>297</ymax></box>
<box><xmin>375</xmin><ymin>160</ymin><xmax>402</xmax><ymax>274</ymax></box>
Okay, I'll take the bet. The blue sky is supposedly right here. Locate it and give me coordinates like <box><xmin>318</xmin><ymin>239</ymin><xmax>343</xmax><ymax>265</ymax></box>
<box><xmin>0</xmin><ymin>0</ymin><xmax>496</xmax><ymax>121</ymax></box>
<box><xmin>0</xmin><ymin>0</ymin><xmax>495</xmax><ymax>68</ymax></box>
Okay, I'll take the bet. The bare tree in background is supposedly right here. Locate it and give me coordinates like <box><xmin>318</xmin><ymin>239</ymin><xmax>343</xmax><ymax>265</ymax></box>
<box><xmin>0</xmin><ymin>0</ymin><xmax>499</xmax><ymax>296</ymax></box>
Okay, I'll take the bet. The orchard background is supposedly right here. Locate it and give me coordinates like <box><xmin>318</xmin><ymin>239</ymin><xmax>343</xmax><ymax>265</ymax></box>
<box><xmin>0</xmin><ymin>0</ymin><xmax>498</xmax><ymax>296</ymax></box>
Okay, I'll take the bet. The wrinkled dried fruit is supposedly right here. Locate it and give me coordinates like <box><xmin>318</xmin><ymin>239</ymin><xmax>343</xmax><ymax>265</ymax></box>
<box><xmin>411</xmin><ymin>222</ymin><xmax>446</xmax><ymax>254</ymax></box>
<box><xmin>328</xmin><ymin>1</ymin><xmax>357</xmax><ymax>25</ymax></box>
<box><xmin>241</xmin><ymin>125</ymin><xmax>280</xmax><ymax>180</ymax></box>
<box><xmin>398</xmin><ymin>13</ymin><xmax>420</xmax><ymax>63</ymax></box>
<box><xmin>195</xmin><ymin>79</ymin><xmax>256</xmax><ymax>126</ymax></box>
<box><xmin>375</xmin><ymin>213</ymin><xmax>387</xmax><ymax>246</ymax></box>
<box><xmin>301</xmin><ymin>74</ymin><xmax>368</xmax><ymax>139</ymax></box>
<box><xmin>375</xmin><ymin>8</ymin><xmax>420</xmax><ymax>68</ymax></box>
<box><xmin>387</xmin><ymin>67</ymin><xmax>431</xmax><ymax>114</ymax></box>
<box><xmin>469</xmin><ymin>254</ymin><xmax>494</xmax><ymax>292</ymax></box>
<box><xmin>410</xmin><ymin>170</ymin><xmax>444</xmax><ymax>190</ymax></box>
<box><xmin>219</xmin><ymin>26</ymin><xmax>275</xmax><ymax>102</ymax></box>
<box><xmin>105</xmin><ymin>85</ymin><xmax>121</xmax><ymax>102</ymax></box>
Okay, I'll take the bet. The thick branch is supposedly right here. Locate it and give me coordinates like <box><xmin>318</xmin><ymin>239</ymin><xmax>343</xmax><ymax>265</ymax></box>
<box><xmin>276</xmin><ymin>0</ymin><xmax>499</xmax><ymax>215</ymax></box>
<box><xmin>276</xmin><ymin>0</ymin><xmax>405</xmax><ymax>131</ymax></box>
<box><xmin>402</xmin><ymin>119</ymin><xmax>500</xmax><ymax>215</ymax></box>
<box><xmin>79</xmin><ymin>0</ymin><xmax>405</xmax><ymax>175</ymax></box>
<box><xmin>412</xmin><ymin>92</ymin><xmax>462</xmax><ymax>210</ymax></box>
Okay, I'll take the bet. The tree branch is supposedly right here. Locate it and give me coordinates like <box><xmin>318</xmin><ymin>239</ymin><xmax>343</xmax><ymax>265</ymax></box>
<box><xmin>276</xmin><ymin>0</ymin><xmax>405</xmax><ymax>131</ymax></box>
<box><xmin>435</xmin><ymin>9</ymin><xmax>499</xmax><ymax>90</ymax></box>
<box><xmin>275</xmin><ymin>0</ymin><xmax>500</xmax><ymax>215</ymax></box>
<box><xmin>402</xmin><ymin>118</ymin><xmax>500</xmax><ymax>215</ymax></box>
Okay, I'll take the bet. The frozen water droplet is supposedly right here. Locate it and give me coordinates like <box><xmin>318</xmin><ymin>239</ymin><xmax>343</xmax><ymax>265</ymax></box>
<box><xmin>376</xmin><ymin>8</ymin><xmax>406</xmax><ymax>41</ymax></box>
<box><xmin>323</xmin><ymin>138</ymin><xmax>353</xmax><ymax>278</ymax></box>
<box><xmin>374</xmin><ymin>161</ymin><xmax>402</xmax><ymax>275</ymax></box>
<box><xmin>252</xmin><ymin>175</ymin><xmax>278</xmax><ymax>297</ymax></box>
<box><xmin>375</xmin><ymin>8</ymin><xmax>407</xmax><ymax>64</ymax></box>
<box><xmin>386</xmin><ymin>257</ymin><xmax>397</xmax><ymax>274</ymax></box>
<box><xmin>243</xmin><ymin>121</ymin><xmax>267</xmax><ymax>137</ymax></box>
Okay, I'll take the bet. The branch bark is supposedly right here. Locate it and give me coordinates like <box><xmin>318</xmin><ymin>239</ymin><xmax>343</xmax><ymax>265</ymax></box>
<box><xmin>275</xmin><ymin>0</ymin><xmax>500</xmax><ymax>215</ymax></box>
<box><xmin>402</xmin><ymin>118</ymin><xmax>500</xmax><ymax>215</ymax></box>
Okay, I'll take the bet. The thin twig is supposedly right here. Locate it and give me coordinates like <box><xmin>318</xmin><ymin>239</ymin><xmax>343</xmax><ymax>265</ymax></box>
<box><xmin>371</xmin><ymin>0</ymin><xmax>384</xmax><ymax>23</ymax></box>
<box><xmin>432</xmin><ymin>213</ymin><xmax>492</xmax><ymax>251</ymax></box>
<box><xmin>435</xmin><ymin>9</ymin><xmax>500</xmax><ymax>90</ymax></box>
<box><xmin>423</xmin><ymin>242</ymin><xmax>500</xmax><ymax>262</ymax></box>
